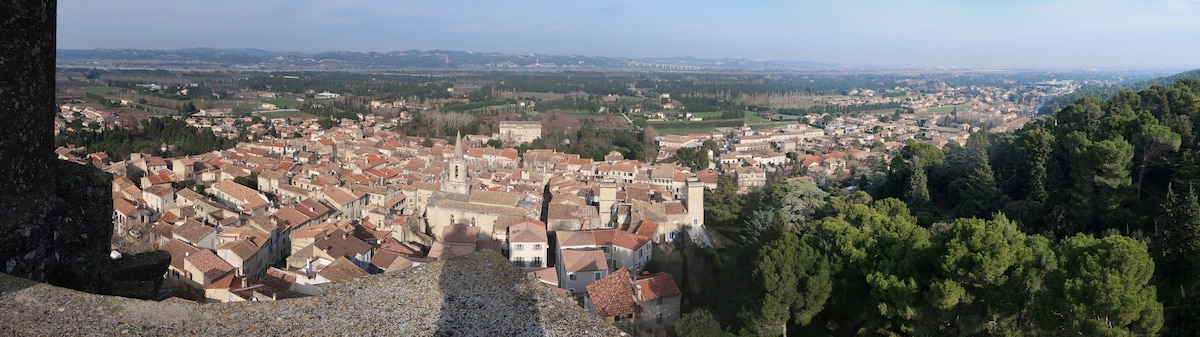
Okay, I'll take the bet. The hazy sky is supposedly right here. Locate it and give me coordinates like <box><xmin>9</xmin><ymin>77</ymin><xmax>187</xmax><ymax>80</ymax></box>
<box><xmin>58</xmin><ymin>0</ymin><xmax>1200</xmax><ymax>68</ymax></box>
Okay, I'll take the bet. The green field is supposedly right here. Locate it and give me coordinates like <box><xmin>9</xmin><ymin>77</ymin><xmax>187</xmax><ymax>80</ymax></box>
<box><xmin>664</xmin><ymin>110</ymin><xmax>769</xmax><ymax>124</ymax></box>
<box><xmin>84</xmin><ymin>86</ymin><xmax>115</xmax><ymax>95</ymax></box>
<box><xmin>258</xmin><ymin>110</ymin><xmax>321</xmax><ymax>119</ymax></box>
<box><xmin>930</xmin><ymin>105</ymin><xmax>962</xmax><ymax>113</ymax></box>
<box><xmin>750</xmin><ymin>123</ymin><xmax>789</xmax><ymax>130</ymax></box>
<box><xmin>744</xmin><ymin>113</ymin><xmax>770</xmax><ymax>124</ymax></box>
<box><xmin>262</xmin><ymin>98</ymin><xmax>299</xmax><ymax>108</ymax></box>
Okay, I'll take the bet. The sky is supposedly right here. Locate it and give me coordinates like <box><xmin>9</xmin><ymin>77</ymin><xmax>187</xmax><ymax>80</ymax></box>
<box><xmin>58</xmin><ymin>0</ymin><xmax>1200</xmax><ymax>69</ymax></box>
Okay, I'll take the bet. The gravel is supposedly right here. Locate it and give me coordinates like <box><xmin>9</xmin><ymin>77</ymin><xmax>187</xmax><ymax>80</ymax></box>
<box><xmin>0</xmin><ymin>251</ymin><xmax>624</xmax><ymax>336</ymax></box>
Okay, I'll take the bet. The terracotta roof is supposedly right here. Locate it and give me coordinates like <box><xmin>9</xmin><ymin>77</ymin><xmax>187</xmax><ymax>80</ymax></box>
<box><xmin>664</xmin><ymin>202</ymin><xmax>687</xmax><ymax>215</ymax></box>
<box><xmin>113</xmin><ymin>196</ymin><xmax>137</xmax><ymax>215</ymax></box>
<box><xmin>612</xmin><ymin>230</ymin><xmax>651</xmax><ymax>251</ymax></box>
<box><xmin>556</xmin><ymin>231</ymin><xmax>596</xmax><ymax>247</ymax></box>
<box><xmin>559</xmin><ymin>248</ymin><xmax>607</xmax><ymax>272</ymax></box>
<box><xmin>143</xmin><ymin>184</ymin><xmax>174</xmax><ymax>197</ymax></box>
<box><xmin>158</xmin><ymin>211</ymin><xmax>180</xmax><ymax>225</ymax></box>
<box><xmin>634</xmin><ymin>220</ymin><xmax>658</xmax><ymax>238</ymax></box>
<box><xmin>636</xmin><ymin>272</ymin><xmax>681</xmax><ymax>299</ymax></box>
<box><xmin>476</xmin><ymin>240</ymin><xmax>504</xmax><ymax>253</ymax></box>
<box><xmin>322</xmin><ymin>187</ymin><xmax>361</xmax><ymax>206</ymax></box>
<box><xmin>378</xmin><ymin>237</ymin><xmax>422</xmax><ymax>257</ymax></box>
<box><xmin>217</xmin><ymin>238</ymin><xmax>262</xmax><ymax>261</ymax></box>
<box><xmin>150</xmin><ymin>222</ymin><xmax>176</xmax><ymax>238</ymax></box>
<box><xmin>428</xmin><ymin>241</ymin><xmax>476</xmax><ymax>261</ymax></box>
<box><xmin>262</xmin><ymin>268</ymin><xmax>298</xmax><ymax>291</ymax></box>
<box><xmin>468</xmin><ymin>190</ymin><xmax>521</xmax><ymax>207</ymax></box>
<box><xmin>162</xmin><ymin>238</ymin><xmax>200</xmax><ymax>271</ymax></box>
<box><xmin>508</xmin><ymin>221</ymin><xmax>548</xmax><ymax>243</ymax></box>
<box><xmin>318</xmin><ymin>257</ymin><xmax>368</xmax><ymax>283</ymax></box>
<box><xmin>174</xmin><ymin>219</ymin><xmax>214</xmax><ymax>245</ymax></box>
<box><xmin>546</xmin><ymin>203</ymin><xmax>581</xmax><ymax>220</ymax></box>
<box><xmin>586</xmin><ymin>268</ymin><xmax>641</xmax><ymax>317</ymax></box>
<box><xmin>184</xmin><ymin>248</ymin><xmax>234</xmax><ymax>282</ymax></box>
<box><xmin>436</xmin><ymin>199</ymin><xmax>527</xmax><ymax>216</ymax></box>
<box><xmin>212</xmin><ymin>180</ymin><xmax>266</xmax><ymax>205</ymax></box>
<box><xmin>529</xmin><ymin>267</ymin><xmax>559</xmax><ymax>286</ymax></box>
<box><xmin>312</xmin><ymin>229</ymin><xmax>372</xmax><ymax>260</ymax></box>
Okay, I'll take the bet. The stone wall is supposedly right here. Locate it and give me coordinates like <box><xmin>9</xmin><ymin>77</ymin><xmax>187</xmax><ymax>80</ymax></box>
<box><xmin>0</xmin><ymin>0</ymin><xmax>168</xmax><ymax>297</ymax></box>
<box><xmin>0</xmin><ymin>251</ymin><xmax>625</xmax><ymax>336</ymax></box>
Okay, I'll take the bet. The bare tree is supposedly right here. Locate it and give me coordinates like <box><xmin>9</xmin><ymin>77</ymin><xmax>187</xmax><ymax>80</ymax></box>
<box><xmin>428</xmin><ymin>112</ymin><xmax>475</xmax><ymax>138</ymax></box>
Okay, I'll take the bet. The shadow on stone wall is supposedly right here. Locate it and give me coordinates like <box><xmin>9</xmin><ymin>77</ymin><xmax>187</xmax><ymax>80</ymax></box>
<box><xmin>436</xmin><ymin>251</ymin><xmax>545</xmax><ymax>336</ymax></box>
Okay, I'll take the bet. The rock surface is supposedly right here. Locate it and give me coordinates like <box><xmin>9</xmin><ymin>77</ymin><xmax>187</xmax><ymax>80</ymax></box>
<box><xmin>0</xmin><ymin>251</ymin><xmax>625</xmax><ymax>336</ymax></box>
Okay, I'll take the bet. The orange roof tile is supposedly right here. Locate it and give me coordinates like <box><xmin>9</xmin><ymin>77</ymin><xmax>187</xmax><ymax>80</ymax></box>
<box><xmin>586</xmin><ymin>268</ymin><xmax>641</xmax><ymax>317</ymax></box>
<box><xmin>636</xmin><ymin>272</ymin><xmax>681</xmax><ymax>299</ymax></box>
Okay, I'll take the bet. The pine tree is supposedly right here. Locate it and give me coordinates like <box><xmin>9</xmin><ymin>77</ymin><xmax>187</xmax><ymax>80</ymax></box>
<box><xmin>1153</xmin><ymin>185</ymin><xmax>1200</xmax><ymax>277</ymax></box>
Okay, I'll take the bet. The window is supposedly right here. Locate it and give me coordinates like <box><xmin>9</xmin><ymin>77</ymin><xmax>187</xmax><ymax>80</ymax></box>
<box><xmin>514</xmin><ymin>244</ymin><xmax>524</xmax><ymax>251</ymax></box>
<box><xmin>569</xmin><ymin>273</ymin><xmax>576</xmax><ymax>281</ymax></box>
<box><xmin>533</xmin><ymin>257</ymin><xmax>542</xmax><ymax>267</ymax></box>
<box><xmin>533</xmin><ymin>244</ymin><xmax>542</xmax><ymax>250</ymax></box>
<box><xmin>656</xmin><ymin>297</ymin><xmax>663</xmax><ymax>305</ymax></box>
<box><xmin>656</xmin><ymin>313</ymin><xmax>663</xmax><ymax>324</ymax></box>
<box><xmin>595</xmin><ymin>272</ymin><xmax>602</xmax><ymax>280</ymax></box>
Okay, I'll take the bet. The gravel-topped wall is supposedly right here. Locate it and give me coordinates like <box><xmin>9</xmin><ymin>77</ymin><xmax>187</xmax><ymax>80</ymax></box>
<box><xmin>0</xmin><ymin>251</ymin><xmax>625</xmax><ymax>336</ymax></box>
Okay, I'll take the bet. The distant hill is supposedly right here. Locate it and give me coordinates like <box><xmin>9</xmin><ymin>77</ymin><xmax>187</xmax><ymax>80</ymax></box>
<box><xmin>56</xmin><ymin>48</ymin><xmax>835</xmax><ymax>72</ymax></box>
<box><xmin>1039</xmin><ymin>68</ymin><xmax>1200</xmax><ymax>114</ymax></box>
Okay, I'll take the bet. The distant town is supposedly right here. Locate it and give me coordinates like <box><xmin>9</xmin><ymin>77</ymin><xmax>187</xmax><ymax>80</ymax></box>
<box><xmin>53</xmin><ymin>66</ymin><xmax>1111</xmax><ymax>334</ymax></box>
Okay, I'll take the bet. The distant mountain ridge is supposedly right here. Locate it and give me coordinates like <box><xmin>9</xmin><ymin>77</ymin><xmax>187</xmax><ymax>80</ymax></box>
<box><xmin>56</xmin><ymin>48</ymin><xmax>835</xmax><ymax>71</ymax></box>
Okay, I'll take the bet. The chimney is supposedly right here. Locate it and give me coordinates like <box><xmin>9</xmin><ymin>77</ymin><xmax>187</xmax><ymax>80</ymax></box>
<box><xmin>241</xmin><ymin>277</ymin><xmax>247</xmax><ymax>288</ymax></box>
<box><xmin>184</xmin><ymin>251</ymin><xmax>190</xmax><ymax>257</ymax></box>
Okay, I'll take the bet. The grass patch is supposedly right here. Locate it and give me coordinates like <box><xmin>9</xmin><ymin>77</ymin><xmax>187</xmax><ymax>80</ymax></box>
<box><xmin>750</xmin><ymin>123</ymin><xmax>789</xmax><ymax>130</ymax></box>
<box><xmin>258</xmin><ymin>110</ymin><xmax>321</xmax><ymax>119</ymax></box>
<box><xmin>84</xmin><ymin>86</ymin><xmax>114</xmax><ymax>95</ymax></box>
<box><xmin>690</xmin><ymin>111</ymin><xmax>725</xmax><ymax>118</ymax></box>
<box><xmin>262</xmin><ymin>98</ymin><xmax>299</xmax><ymax>108</ymax></box>
<box><xmin>930</xmin><ymin>105</ymin><xmax>962</xmax><ymax>113</ymax></box>
<box><xmin>744</xmin><ymin>114</ymin><xmax>770</xmax><ymax>124</ymax></box>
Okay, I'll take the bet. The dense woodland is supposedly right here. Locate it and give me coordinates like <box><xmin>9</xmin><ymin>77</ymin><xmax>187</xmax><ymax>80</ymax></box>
<box><xmin>686</xmin><ymin>78</ymin><xmax>1200</xmax><ymax>336</ymax></box>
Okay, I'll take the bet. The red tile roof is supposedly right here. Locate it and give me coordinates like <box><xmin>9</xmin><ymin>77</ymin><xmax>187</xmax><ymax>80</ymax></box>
<box><xmin>318</xmin><ymin>257</ymin><xmax>368</xmax><ymax>283</ymax></box>
<box><xmin>636</xmin><ymin>272</ymin><xmax>681</xmax><ymax>299</ymax></box>
<box><xmin>162</xmin><ymin>238</ymin><xmax>200</xmax><ymax>271</ymax></box>
<box><xmin>113</xmin><ymin>196</ymin><xmax>137</xmax><ymax>215</ymax></box>
<box><xmin>184</xmin><ymin>248</ymin><xmax>234</xmax><ymax>282</ymax></box>
<box><xmin>634</xmin><ymin>220</ymin><xmax>658</xmax><ymax>238</ymax></box>
<box><xmin>559</xmin><ymin>248</ymin><xmax>607</xmax><ymax>272</ymax></box>
<box><xmin>586</xmin><ymin>268</ymin><xmax>641</xmax><ymax>317</ymax></box>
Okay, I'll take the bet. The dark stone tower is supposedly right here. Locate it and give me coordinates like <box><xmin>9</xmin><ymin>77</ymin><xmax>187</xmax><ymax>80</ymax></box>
<box><xmin>0</xmin><ymin>0</ymin><xmax>144</xmax><ymax>294</ymax></box>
